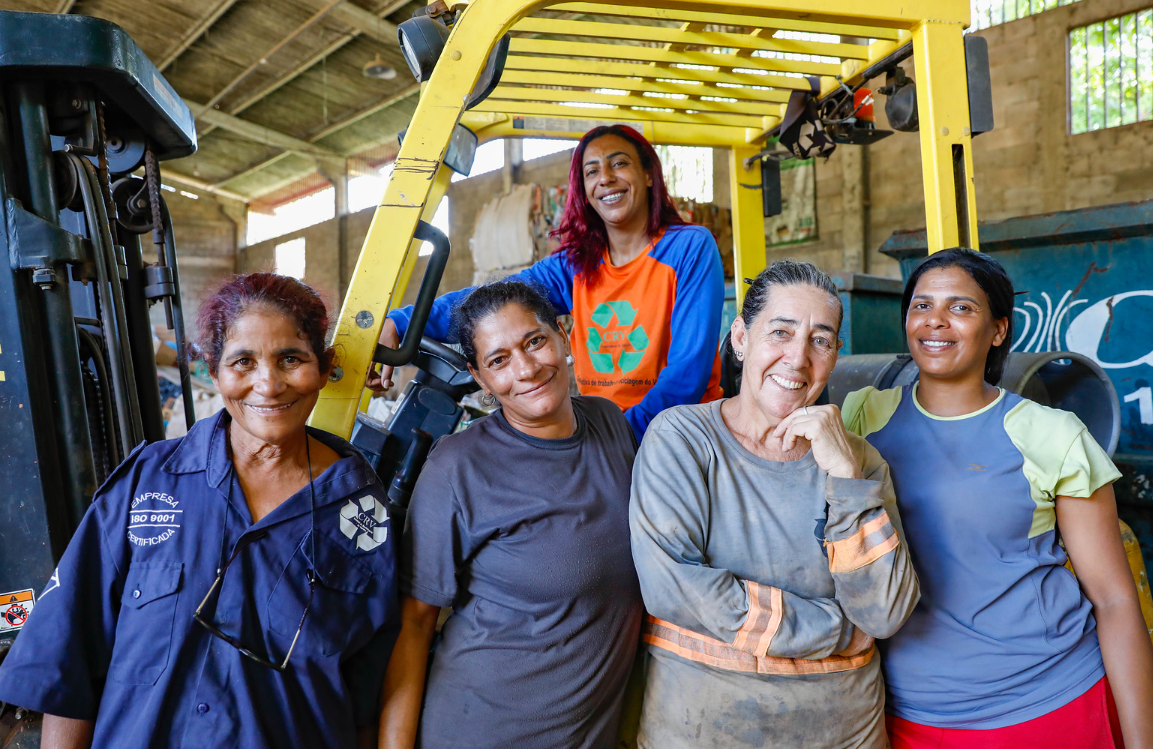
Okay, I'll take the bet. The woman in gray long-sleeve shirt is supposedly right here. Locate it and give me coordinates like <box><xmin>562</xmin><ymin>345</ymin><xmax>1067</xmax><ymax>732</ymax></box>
<box><xmin>630</xmin><ymin>261</ymin><xmax>920</xmax><ymax>749</ymax></box>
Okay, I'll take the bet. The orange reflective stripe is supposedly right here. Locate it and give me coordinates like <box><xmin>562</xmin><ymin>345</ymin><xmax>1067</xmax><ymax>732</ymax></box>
<box><xmin>827</xmin><ymin>511</ymin><xmax>900</xmax><ymax>574</ymax></box>
<box><xmin>731</xmin><ymin>581</ymin><xmax>783</xmax><ymax>657</ymax></box>
<box><xmin>643</xmin><ymin>616</ymin><xmax>874</xmax><ymax>676</ymax></box>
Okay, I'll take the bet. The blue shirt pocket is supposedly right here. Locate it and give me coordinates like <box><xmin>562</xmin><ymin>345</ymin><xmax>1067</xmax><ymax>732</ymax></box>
<box><xmin>108</xmin><ymin>562</ymin><xmax>184</xmax><ymax>686</ymax></box>
<box><xmin>267</xmin><ymin>533</ymin><xmax>371</xmax><ymax>657</ymax></box>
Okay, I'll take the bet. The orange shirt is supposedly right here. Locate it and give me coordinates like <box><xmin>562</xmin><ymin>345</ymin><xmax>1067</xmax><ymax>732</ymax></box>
<box><xmin>570</xmin><ymin>228</ymin><xmax>722</xmax><ymax>412</ymax></box>
<box><xmin>390</xmin><ymin>224</ymin><xmax>725</xmax><ymax>436</ymax></box>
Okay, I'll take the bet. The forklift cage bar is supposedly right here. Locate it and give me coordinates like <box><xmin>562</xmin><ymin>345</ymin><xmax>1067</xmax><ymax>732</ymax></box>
<box><xmin>310</xmin><ymin>0</ymin><xmax>978</xmax><ymax>438</ymax></box>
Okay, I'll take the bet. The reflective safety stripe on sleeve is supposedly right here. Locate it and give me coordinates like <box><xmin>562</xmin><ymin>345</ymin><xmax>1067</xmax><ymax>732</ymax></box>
<box><xmin>826</xmin><ymin>511</ymin><xmax>900</xmax><ymax>574</ymax></box>
<box><xmin>731</xmin><ymin>581</ymin><xmax>783</xmax><ymax>657</ymax></box>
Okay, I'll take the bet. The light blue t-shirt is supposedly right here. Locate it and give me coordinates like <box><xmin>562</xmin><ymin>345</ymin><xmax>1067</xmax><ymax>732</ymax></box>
<box><xmin>843</xmin><ymin>385</ymin><xmax>1121</xmax><ymax>729</ymax></box>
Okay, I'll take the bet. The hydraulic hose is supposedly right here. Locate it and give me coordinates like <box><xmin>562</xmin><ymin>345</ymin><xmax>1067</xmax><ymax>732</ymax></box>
<box><xmin>69</xmin><ymin>153</ymin><xmax>141</xmax><ymax>451</ymax></box>
<box><xmin>81</xmin><ymin>156</ymin><xmax>145</xmax><ymax>447</ymax></box>
<box><xmin>159</xmin><ymin>200</ymin><xmax>195</xmax><ymax>429</ymax></box>
<box><xmin>77</xmin><ymin>326</ymin><xmax>121</xmax><ymax>468</ymax></box>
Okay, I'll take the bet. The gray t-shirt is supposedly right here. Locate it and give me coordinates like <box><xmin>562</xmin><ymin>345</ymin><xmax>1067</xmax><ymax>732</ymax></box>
<box><xmin>403</xmin><ymin>396</ymin><xmax>643</xmax><ymax>749</ymax></box>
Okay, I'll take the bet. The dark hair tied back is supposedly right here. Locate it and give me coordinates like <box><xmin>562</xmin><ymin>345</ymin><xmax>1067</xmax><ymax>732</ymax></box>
<box><xmin>740</xmin><ymin>260</ymin><xmax>843</xmax><ymax>332</ymax></box>
<box><xmin>452</xmin><ymin>279</ymin><xmax>561</xmax><ymax>367</ymax></box>
<box><xmin>901</xmin><ymin>247</ymin><xmax>1015</xmax><ymax>385</ymax></box>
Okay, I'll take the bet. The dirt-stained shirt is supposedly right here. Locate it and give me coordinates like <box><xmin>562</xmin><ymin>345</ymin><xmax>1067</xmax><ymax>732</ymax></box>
<box><xmin>629</xmin><ymin>401</ymin><xmax>920</xmax><ymax>749</ymax></box>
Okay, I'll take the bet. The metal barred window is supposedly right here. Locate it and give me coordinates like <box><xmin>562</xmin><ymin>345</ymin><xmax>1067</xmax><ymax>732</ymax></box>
<box><xmin>1069</xmin><ymin>9</ymin><xmax>1153</xmax><ymax>134</ymax></box>
<box><xmin>970</xmin><ymin>0</ymin><xmax>1083</xmax><ymax>31</ymax></box>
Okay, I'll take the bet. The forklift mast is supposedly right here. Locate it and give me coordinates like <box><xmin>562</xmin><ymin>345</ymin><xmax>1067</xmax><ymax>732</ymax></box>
<box><xmin>0</xmin><ymin>11</ymin><xmax>196</xmax><ymax>645</ymax></box>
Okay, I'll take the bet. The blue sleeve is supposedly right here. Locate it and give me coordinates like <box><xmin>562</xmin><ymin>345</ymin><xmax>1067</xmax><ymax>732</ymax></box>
<box><xmin>386</xmin><ymin>252</ymin><xmax>575</xmax><ymax>342</ymax></box>
<box><xmin>625</xmin><ymin>227</ymin><xmax>723</xmax><ymax>437</ymax></box>
<box><xmin>0</xmin><ymin>446</ymin><xmax>143</xmax><ymax>719</ymax></box>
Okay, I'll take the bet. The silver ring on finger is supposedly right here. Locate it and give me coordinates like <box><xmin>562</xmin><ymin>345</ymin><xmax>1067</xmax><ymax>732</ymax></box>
<box><xmin>803</xmin><ymin>405</ymin><xmax>810</xmax><ymax>415</ymax></box>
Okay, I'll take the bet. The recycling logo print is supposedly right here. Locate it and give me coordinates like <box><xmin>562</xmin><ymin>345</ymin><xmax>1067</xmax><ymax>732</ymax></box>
<box><xmin>587</xmin><ymin>300</ymin><xmax>649</xmax><ymax>374</ymax></box>
<box><xmin>340</xmin><ymin>495</ymin><xmax>389</xmax><ymax>551</ymax></box>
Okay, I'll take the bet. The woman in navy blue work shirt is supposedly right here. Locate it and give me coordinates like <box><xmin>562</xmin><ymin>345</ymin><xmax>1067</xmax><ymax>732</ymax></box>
<box><xmin>0</xmin><ymin>273</ymin><xmax>398</xmax><ymax>749</ymax></box>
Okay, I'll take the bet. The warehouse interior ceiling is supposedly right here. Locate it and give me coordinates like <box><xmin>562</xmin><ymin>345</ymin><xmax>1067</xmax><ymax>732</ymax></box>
<box><xmin>0</xmin><ymin>1</ymin><xmax>883</xmax><ymax>206</ymax></box>
<box><xmin>0</xmin><ymin>0</ymin><xmax>426</xmax><ymax>202</ymax></box>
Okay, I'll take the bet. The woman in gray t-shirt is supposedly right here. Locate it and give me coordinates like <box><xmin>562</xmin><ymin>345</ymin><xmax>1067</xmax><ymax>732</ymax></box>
<box><xmin>378</xmin><ymin>280</ymin><xmax>642</xmax><ymax>749</ymax></box>
<box><xmin>630</xmin><ymin>261</ymin><xmax>920</xmax><ymax>749</ymax></box>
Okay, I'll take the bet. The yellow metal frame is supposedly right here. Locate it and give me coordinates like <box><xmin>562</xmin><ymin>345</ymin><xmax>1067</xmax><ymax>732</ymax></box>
<box><xmin>311</xmin><ymin>0</ymin><xmax>978</xmax><ymax>438</ymax></box>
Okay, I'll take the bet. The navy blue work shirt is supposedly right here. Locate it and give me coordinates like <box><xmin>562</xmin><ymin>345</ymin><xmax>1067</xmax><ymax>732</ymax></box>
<box><xmin>0</xmin><ymin>409</ymin><xmax>399</xmax><ymax>749</ymax></box>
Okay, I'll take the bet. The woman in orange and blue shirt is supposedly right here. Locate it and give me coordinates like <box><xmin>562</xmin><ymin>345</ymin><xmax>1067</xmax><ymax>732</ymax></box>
<box><xmin>368</xmin><ymin>125</ymin><xmax>724</xmax><ymax>438</ymax></box>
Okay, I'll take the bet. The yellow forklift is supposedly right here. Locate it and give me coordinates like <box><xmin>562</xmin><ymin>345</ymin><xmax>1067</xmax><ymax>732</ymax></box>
<box><xmin>311</xmin><ymin>0</ymin><xmax>1153</xmax><ymax>636</ymax></box>
<box><xmin>314</xmin><ymin>0</ymin><xmax>984</xmax><ymax>437</ymax></box>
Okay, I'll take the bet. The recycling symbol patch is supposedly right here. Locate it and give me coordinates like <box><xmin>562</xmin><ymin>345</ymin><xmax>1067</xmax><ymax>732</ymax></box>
<box><xmin>587</xmin><ymin>300</ymin><xmax>649</xmax><ymax>374</ymax></box>
<box><xmin>340</xmin><ymin>495</ymin><xmax>389</xmax><ymax>551</ymax></box>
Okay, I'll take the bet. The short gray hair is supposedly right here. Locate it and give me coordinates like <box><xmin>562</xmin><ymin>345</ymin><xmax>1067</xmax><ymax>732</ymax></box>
<box><xmin>740</xmin><ymin>260</ymin><xmax>842</xmax><ymax>333</ymax></box>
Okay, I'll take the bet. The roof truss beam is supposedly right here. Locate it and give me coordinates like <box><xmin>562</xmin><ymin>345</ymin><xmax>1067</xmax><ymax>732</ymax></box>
<box><xmin>298</xmin><ymin>0</ymin><xmax>399</xmax><ymax>43</ymax></box>
<box><xmin>158</xmin><ymin>0</ymin><xmax>243</xmax><ymax>71</ymax></box>
<box><xmin>186</xmin><ymin>99</ymin><xmax>343</xmax><ymax>158</ymax></box>
<box><xmin>212</xmin><ymin>85</ymin><xmax>420</xmax><ymax>189</ymax></box>
<box><xmin>199</xmin><ymin>0</ymin><xmax>345</xmax><ymax>114</ymax></box>
<box><xmin>199</xmin><ymin>0</ymin><xmax>411</xmax><ymax>140</ymax></box>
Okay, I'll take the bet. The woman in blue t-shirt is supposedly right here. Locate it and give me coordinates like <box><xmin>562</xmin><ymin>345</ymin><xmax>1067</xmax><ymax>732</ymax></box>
<box><xmin>842</xmin><ymin>249</ymin><xmax>1153</xmax><ymax>749</ymax></box>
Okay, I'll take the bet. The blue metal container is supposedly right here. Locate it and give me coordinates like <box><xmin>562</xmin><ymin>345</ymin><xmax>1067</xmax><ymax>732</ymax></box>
<box><xmin>880</xmin><ymin>200</ymin><xmax>1153</xmax><ymax>468</ymax></box>
<box><xmin>880</xmin><ymin>200</ymin><xmax>1153</xmax><ymax>566</ymax></box>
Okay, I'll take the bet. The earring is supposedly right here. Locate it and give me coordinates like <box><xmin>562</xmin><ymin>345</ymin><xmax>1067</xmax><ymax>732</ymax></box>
<box><xmin>480</xmin><ymin>392</ymin><xmax>498</xmax><ymax>408</ymax></box>
<box><xmin>565</xmin><ymin>354</ymin><xmax>574</xmax><ymax>365</ymax></box>
<box><xmin>735</xmin><ymin>351</ymin><xmax>744</xmax><ymax>360</ymax></box>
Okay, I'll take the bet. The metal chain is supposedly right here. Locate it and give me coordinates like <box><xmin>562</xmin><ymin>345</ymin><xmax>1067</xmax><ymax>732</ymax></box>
<box><xmin>143</xmin><ymin>147</ymin><xmax>167</xmax><ymax>266</ymax></box>
<box><xmin>94</xmin><ymin>100</ymin><xmax>120</xmax><ymax>247</ymax></box>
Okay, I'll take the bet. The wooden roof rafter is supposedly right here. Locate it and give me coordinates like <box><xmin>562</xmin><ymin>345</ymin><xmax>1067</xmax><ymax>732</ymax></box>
<box><xmin>196</xmin><ymin>0</ymin><xmax>411</xmax><ymax>142</ymax></box>
<box><xmin>211</xmin><ymin>83</ymin><xmax>420</xmax><ymax>191</ymax></box>
<box><xmin>158</xmin><ymin>0</ymin><xmax>244</xmax><ymax>72</ymax></box>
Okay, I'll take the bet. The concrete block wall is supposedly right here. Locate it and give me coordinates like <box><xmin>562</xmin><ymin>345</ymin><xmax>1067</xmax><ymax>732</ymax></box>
<box><xmin>158</xmin><ymin>191</ymin><xmax>243</xmax><ymax>327</ymax></box>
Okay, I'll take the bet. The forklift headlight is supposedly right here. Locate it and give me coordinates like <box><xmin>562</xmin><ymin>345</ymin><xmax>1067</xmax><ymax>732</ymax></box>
<box><xmin>396</xmin><ymin>15</ymin><xmax>509</xmax><ymax>108</ymax></box>
<box><xmin>397</xmin><ymin>15</ymin><xmax>451</xmax><ymax>83</ymax></box>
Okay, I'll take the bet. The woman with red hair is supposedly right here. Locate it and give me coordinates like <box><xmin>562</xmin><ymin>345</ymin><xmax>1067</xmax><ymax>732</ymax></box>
<box><xmin>370</xmin><ymin>125</ymin><xmax>724</xmax><ymax>438</ymax></box>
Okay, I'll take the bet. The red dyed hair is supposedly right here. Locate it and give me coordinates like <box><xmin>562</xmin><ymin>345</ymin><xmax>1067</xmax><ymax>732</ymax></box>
<box><xmin>194</xmin><ymin>272</ymin><xmax>333</xmax><ymax>376</ymax></box>
<box><xmin>550</xmin><ymin>125</ymin><xmax>685</xmax><ymax>283</ymax></box>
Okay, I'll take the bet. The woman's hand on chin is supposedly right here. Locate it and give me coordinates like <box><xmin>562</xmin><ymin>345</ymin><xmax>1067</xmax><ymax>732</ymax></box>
<box><xmin>771</xmin><ymin>404</ymin><xmax>863</xmax><ymax>480</ymax></box>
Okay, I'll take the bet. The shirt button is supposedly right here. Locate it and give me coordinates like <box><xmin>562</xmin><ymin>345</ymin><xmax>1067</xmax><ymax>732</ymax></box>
<box><xmin>197</xmin><ymin>703</ymin><xmax>210</xmax><ymax>714</ymax></box>
<box><xmin>132</xmin><ymin>590</ymin><xmax>141</xmax><ymax>599</ymax></box>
